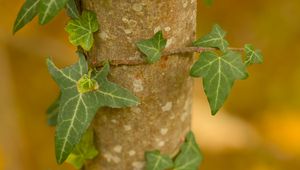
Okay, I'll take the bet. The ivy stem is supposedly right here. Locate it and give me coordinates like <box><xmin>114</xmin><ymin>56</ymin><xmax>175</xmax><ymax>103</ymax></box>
<box><xmin>162</xmin><ymin>47</ymin><xmax>244</xmax><ymax>56</ymax></box>
<box><xmin>96</xmin><ymin>46</ymin><xmax>244</xmax><ymax>67</ymax></box>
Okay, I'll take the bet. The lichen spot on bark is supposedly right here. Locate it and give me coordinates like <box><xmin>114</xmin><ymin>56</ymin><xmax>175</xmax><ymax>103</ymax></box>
<box><xmin>182</xmin><ymin>0</ymin><xmax>189</xmax><ymax>8</ymax></box>
<box><xmin>162</xmin><ymin>102</ymin><xmax>172</xmax><ymax>112</ymax></box>
<box><xmin>164</xmin><ymin>26</ymin><xmax>171</xmax><ymax>32</ymax></box>
<box><xmin>128</xmin><ymin>150</ymin><xmax>136</xmax><ymax>156</ymax></box>
<box><xmin>132</xmin><ymin>161</ymin><xmax>145</xmax><ymax>170</ymax></box>
<box><xmin>160</xmin><ymin>128</ymin><xmax>168</xmax><ymax>135</ymax></box>
<box><xmin>113</xmin><ymin>145</ymin><xmax>122</xmax><ymax>153</ymax></box>
<box><xmin>132</xmin><ymin>3</ymin><xmax>143</xmax><ymax>12</ymax></box>
<box><xmin>133</xmin><ymin>79</ymin><xmax>143</xmax><ymax>92</ymax></box>
<box><xmin>124</xmin><ymin>125</ymin><xmax>132</xmax><ymax>131</ymax></box>
<box><xmin>103</xmin><ymin>152</ymin><xmax>121</xmax><ymax>163</ymax></box>
<box><xmin>158</xmin><ymin>141</ymin><xmax>165</xmax><ymax>147</ymax></box>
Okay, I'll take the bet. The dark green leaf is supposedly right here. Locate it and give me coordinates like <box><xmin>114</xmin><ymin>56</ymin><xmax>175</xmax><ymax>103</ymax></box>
<box><xmin>65</xmin><ymin>11</ymin><xmax>99</xmax><ymax>51</ymax></box>
<box><xmin>173</xmin><ymin>132</ymin><xmax>202</xmax><ymax>170</ymax></box>
<box><xmin>190</xmin><ymin>51</ymin><xmax>248</xmax><ymax>115</ymax></box>
<box><xmin>193</xmin><ymin>24</ymin><xmax>229</xmax><ymax>52</ymax></box>
<box><xmin>244</xmin><ymin>44</ymin><xmax>264</xmax><ymax>66</ymax></box>
<box><xmin>46</xmin><ymin>93</ymin><xmax>61</xmax><ymax>126</ymax></box>
<box><xmin>65</xmin><ymin>0</ymin><xmax>80</xmax><ymax>19</ymax></box>
<box><xmin>47</xmin><ymin>52</ymin><xmax>139</xmax><ymax>164</ymax></box>
<box><xmin>66</xmin><ymin>128</ymin><xmax>98</xmax><ymax>169</ymax></box>
<box><xmin>39</xmin><ymin>0</ymin><xmax>69</xmax><ymax>25</ymax></box>
<box><xmin>13</xmin><ymin>0</ymin><xmax>41</xmax><ymax>34</ymax></box>
<box><xmin>136</xmin><ymin>31</ymin><xmax>167</xmax><ymax>64</ymax></box>
<box><xmin>145</xmin><ymin>150</ymin><xmax>173</xmax><ymax>170</ymax></box>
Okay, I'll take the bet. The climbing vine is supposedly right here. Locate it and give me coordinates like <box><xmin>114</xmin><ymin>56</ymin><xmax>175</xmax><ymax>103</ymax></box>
<box><xmin>13</xmin><ymin>0</ymin><xmax>263</xmax><ymax>169</ymax></box>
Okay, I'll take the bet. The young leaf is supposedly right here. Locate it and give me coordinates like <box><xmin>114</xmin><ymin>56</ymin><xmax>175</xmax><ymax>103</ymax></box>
<box><xmin>13</xmin><ymin>0</ymin><xmax>41</xmax><ymax>34</ymax></box>
<box><xmin>39</xmin><ymin>0</ymin><xmax>69</xmax><ymax>25</ymax></box>
<box><xmin>173</xmin><ymin>131</ymin><xmax>202</xmax><ymax>170</ymax></box>
<box><xmin>244</xmin><ymin>44</ymin><xmax>264</xmax><ymax>66</ymax></box>
<box><xmin>66</xmin><ymin>128</ymin><xmax>98</xmax><ymax>169</ymax></box>
<box><xmin>190</xmin><ymin>51</ymin><xmax>248</xmax><ymax>115</ymax></box>
<box><xmin>136</xmin><ymin>31</ymin><xmax>167</xmax><ymax>64</ymax></box>
<box><xmin>66</xmin><ymin>0</ymin><xmax>80</xmax><ymax>19</ymax></box>
<box><xmin>145</xmin><ymin>151</ymin><xmax>173</xmax><ymax>170</ymax></box>
<box><xmin>47</xmin><ymin>52</ymin><xmax>139</xmax><ymax>164</ymax></box>
<box><xmin>65</xmin><ymin>11</ymin><xmax>99</xmax><ymax>51</ymax></box>
<box><xmin>193</xmin><ymin>24</ymin><xmax>229</xmax><ymax>52</ymax></box>
<box><xmin>46</xmin><ymin>93</ymin><xmax>61</xmax><ymax>126</ymax></box>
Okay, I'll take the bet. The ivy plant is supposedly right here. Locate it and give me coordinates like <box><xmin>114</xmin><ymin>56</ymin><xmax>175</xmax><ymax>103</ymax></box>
<box><xmin>193</xmin><ymin>24</ymin><xmax>229</xmax><ymax>52</ymax></box>
<box><xmin>65</xmin><ymin>10</ymin><xmax>99</xmax><ymax>51</ymax></box>
<box><xmin>13</xmin><ymin>0</ymin><xmax>263</xmax><ymax>169</ymax></box>
<box><xmin>244</xmin><ymin>44</ymin><xmax>264</xmax><ymax>66</ymax></box>
<box><xmin>136</xmin><ymin>24</ymin><xmax>263</xmax><ymax>115</ymax></box>
<box><xmin>66</xmin><ymin>128</ymin><xmax>99</xmax><ymax>169</ymax></box>
<box><xmin>145</xmin><ymin>132</ymin><xmax>202</xmax><ymax>170</ymax></box>
<box><xmin>190</xmin><ymin>51</ymin><xmax>248</xmax><ymax>115</ymax></box>
<box><xmin>136</xmin><ymin>31</ymin><xmax>167</xmax><ymax>64</ymax></box>
<box><xmin>47</xmin><ymin>52</ymin><xmax>139</xmax><ymax>163</ymax></box>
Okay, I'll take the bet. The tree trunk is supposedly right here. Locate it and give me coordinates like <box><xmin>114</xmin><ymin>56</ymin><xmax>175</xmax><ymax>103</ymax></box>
<box><xmin>81</xmin><ymin>0</ymin><xmax>197</xmax><ymax>169</ymax></box>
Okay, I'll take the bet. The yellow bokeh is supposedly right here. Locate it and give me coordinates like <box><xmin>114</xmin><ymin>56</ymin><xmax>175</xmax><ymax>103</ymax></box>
<box><xmin>261</xmin><ymin>110</ymin><xmax>300</xmax><ymax>155</ymax></box>
<box><xmin>0</xmin><ymin>147</ymin><xmax>4</xmax><ymax>170</ymax></box>
<box><xmin>1</xmin><ymin>0</ymin><xmax>300</xmax><ymax>170</ymax></box>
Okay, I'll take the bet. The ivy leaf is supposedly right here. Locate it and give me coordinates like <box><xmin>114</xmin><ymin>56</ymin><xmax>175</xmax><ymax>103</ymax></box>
<box><xmin>145</xmin><ymin>151</ymin><xmax>174</xmax><ymax>170</ymax></box>
<box><xmin>66</xmin><ymin>0</ymin><xmax>80</xmax><ymax>19</ymax></box>
<box><xmin>244</xmin><ymin>44</ymin><xmax>264</xmax><ymax>66</ymax></box>
<box><xmin>39</xmin><ymin>0</ymin><xmax>69</xmax><ymax>25</ymax></box>
<box><xmin>13</xmin><ymin>0</ymin><xmax>41</xmax><ymax>34</ymax></box>
<box><xmin>190</xmin><ymin>51</ymin><xmax>248</xmax><ymax>115</ymax></box>
<box><xmin>193</xmin><ymin>24</ymin><xmax>229</xmax><ymax>52</ymax></box>
<box><xmin>47</xmin><ymin>52</ymin><xmax>139</xmax><ymax>164</ymax></box>
<box><xmin>136</xmin><ymin>31</ymin><xmax>167</xmax><ymax>64</ymax></box>
<box><xmin>46</xmin><ymin>93</ymin><xmax>61</xmax><ymax>126</ymax></box>
<box><xmin>66</xmin><ymin>128</ymin><xmax>98</xmax><ymax>169</ymax></box>
<box><xmin>65</xmin><ymin>11</ymin><xmax>99</xmax><ymax>51</ymax></box>
<box><xmin>173</xmin><ymin>131</ymin><xmax>202</xmax><ymax>170</ymax></box>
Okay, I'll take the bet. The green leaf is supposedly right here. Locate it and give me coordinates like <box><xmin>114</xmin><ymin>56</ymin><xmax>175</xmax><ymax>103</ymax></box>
<box><xmin>66</xmin><ymin>128</ymin><xmax>98</xmax><ymax>169</ymax></box>
<box><xmin>47</xmin><ymin>52</ymin><xmax>139</xmax><ymax>164</ymax></box>
<box><xmin>13</xmin><ymin>0</ymin><xmax>41</xmax><ymax>34</ymax></box>
<box><xmin>39</xmin><ymin>0</ymin><xmax>69</xmax><ymax>25</ymax></box>
<box><xmin>173</xmin><ymin>132</ymin><xmax>202</xmax><ymax>170</ymax></box>
<box><xmin>244</xmin><ymin>44</ymin><xmax>264</xmax><ymax>66</ymax></box>
<box><xmin>46</xmin><ymin>93</ymin><xmax>61</xmax><ymax>126</ymax></box>
<box><xmin>136</xmin><ymin>31</ymin><xmax>167</xmax><ymax>64</ymax></box>
<box><xmin>145</xmin><ymin>151</ymin><xmax>173</xmax><ymax>170</ymax></box>
<box><xmin>190</xmin><ymin>51</ymin><xmax>248</xmax><ymax>115</ymax></box>
<box><xmin>66</xmin><ymin>0</ymin><xmax>80</xmax><ymax>19</ymax></box>
<box><xmin>65</xmin><ymin>11</ymin><xmax>99</xmax><ymax>51</ymax></box>
<box><xmin>193</xmin><ymin>24</ymin><xmax>229</xmax><ymax>52</ymax></box>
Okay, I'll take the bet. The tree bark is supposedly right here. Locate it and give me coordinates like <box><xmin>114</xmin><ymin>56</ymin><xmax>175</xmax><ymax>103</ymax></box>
<box><xmin>81</xmin><ymin>0</ymin><xmax>197</xmax><ymax>169</ymax></box>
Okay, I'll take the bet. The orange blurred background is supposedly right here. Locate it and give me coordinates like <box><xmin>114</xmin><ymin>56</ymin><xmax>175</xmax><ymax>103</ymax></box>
<box><xmin>1</xmin><ymin>0</ymin><xmax>300</xmax><ymax>170</ymax></box>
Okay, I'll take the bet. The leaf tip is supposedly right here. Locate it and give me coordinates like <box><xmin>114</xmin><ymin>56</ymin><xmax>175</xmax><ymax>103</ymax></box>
<box><xmin>46</xmin><ymin>57</ymin><xmax>53</xmax><ymax>65</ymax></box>
<box><xmin>12</xmin><ymin>25</ymin><xmax>18</xmax><ymax>35</ymax></box>
<box><xmin>211</xmin><ymin>109</ymin><xmax>219</xmax><ymax>116</ymax></box>
<box><xmin>56</xmin><ymin>156</ymin><xmax>65</xmax><ymax>165</ymax></box>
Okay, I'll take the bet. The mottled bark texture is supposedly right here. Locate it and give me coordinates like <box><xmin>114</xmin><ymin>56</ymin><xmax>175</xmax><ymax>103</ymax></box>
<box><xmin>81</xmin><ymin>0</ymin><xmax>196</xmax><ymax>169</ymax></box>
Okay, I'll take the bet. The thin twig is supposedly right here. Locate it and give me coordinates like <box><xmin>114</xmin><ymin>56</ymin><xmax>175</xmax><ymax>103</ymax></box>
<box><xmin>95</xmin><ymin>47</ymin><xmax>244</xmax><ymax>67</ymax></box>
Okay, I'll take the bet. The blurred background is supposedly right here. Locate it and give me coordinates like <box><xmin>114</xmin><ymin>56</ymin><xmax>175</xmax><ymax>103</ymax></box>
<box><xmin>1</xmin><ymin>0</ymin><xmax>300</xmax><ymax>169</ymax></box>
